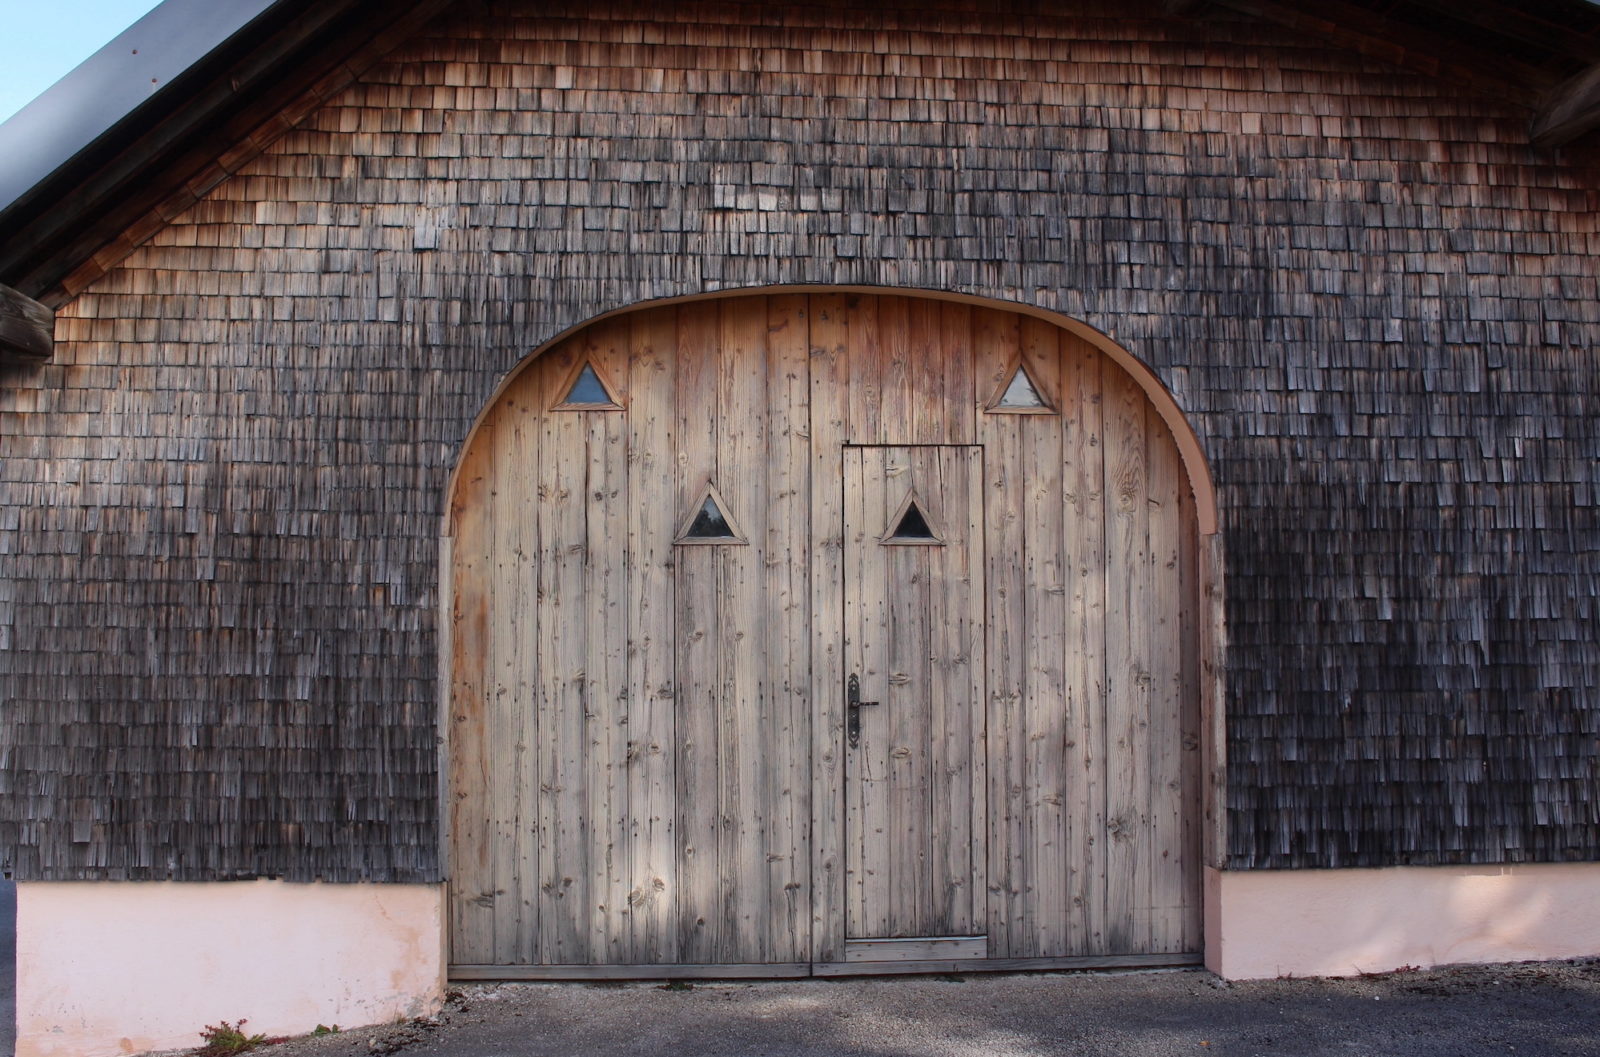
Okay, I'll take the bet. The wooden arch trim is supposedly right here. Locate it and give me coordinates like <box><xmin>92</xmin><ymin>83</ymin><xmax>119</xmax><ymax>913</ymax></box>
<box><xmin>443</xmin><ymin>286</ymin><xmax>1221</xmax><ymax>538</ymax></box>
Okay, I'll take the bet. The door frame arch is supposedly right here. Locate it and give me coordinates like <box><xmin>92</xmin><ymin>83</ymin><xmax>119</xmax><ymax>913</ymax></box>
<box><xmin>444</xmin><ymin>287</ymin><xmax>1218</xmax><ymax>535</ymax></box>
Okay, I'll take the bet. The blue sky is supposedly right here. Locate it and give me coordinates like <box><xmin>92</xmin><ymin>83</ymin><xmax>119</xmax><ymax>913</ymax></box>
<box><xmin>0</xmin><ymin>0</ymin><xmax>165</xmax><ymax>124</ymax></box>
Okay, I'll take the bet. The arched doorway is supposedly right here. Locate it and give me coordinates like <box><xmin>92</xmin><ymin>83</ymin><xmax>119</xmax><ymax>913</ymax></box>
<box><xmin>445</xmin><ymin>291</ymin><xmax>1211</xmax><ymax>976</ymax></box>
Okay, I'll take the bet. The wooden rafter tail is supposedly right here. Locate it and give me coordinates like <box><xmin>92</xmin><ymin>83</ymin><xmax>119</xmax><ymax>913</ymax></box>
<box><xmin>0</xmin><ymin>283</ymin><xmax>53</xmax><ymax>363</ymax></box>
<box><xmin>1531</xmin><ymin>64</ymin><xmax>1600</xmax><ymax>148</ymax></box>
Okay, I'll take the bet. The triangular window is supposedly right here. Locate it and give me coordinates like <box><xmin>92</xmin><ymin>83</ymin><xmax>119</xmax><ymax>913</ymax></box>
<box><xmin>675</xmin><ymin>482</ymin><xmax>746</xmax><ymax>544</ymax></box>
<box><xmin>883</xmin><ymin>492</ymin><xmax>943</xmax><ymax>546</ymax></box>
<box><xmin>986</xmin><ymin>359</ymin><xmax>1053</xmax><ymax>414</ymax></box>
<box><xmin>552</xmin><ymin>358</ymin><xmax>623</xmax><ymax>411</ymax></box>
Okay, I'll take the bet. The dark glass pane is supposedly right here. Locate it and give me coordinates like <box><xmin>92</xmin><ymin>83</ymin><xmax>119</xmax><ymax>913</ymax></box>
<box><xmin>996</xmin><ymin>366</ymin><xmax>1045</xmax><ymax>408</ymax></box>
<box><xmin>564</xmin><ymin>363</ymin><xmax>613</xmax><ymax>405</ymax></box>
<box><xmin>890</xmin><ymin>502</ymin><xmax>936</xmax><ymax>540</ymax></box>
<box><xmin>685</xmin><ymin>496</ymin><xmax>734</xmax><ymax>538</ymax></box>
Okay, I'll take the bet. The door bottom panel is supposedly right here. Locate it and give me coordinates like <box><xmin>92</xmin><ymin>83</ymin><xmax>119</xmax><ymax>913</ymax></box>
<box><xmin>450</xmin><ymin>963</ymin><xmax>813</xmax><ymax>981</ymax></box>
<box><xmin>449</xmin><ymin>951</ymin><xmax>1201</xmax><ymax>981</ymax></box>
<box><xmin>843</xmin><ymin>936</ymin><xmax>987</xmax><ymax>962</ymax></box>
<box><xmin>812</xmin><ymin>952</ymin><xmax>1203</xmax><ymax>976</ymax></box>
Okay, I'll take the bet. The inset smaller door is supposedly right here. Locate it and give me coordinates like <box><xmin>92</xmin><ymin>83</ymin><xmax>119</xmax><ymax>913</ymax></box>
<box><xmin>842</xmin><ymin>445</ymin><xmax>986</xmax><ymax>944</ymax></box>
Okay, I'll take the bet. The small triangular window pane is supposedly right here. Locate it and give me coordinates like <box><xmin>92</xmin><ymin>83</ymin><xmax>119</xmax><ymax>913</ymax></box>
<box><xmin>684</xmin><ymin>495</ymin><xmax>736</xmax><ymax>539</ymax></box>
<box><xmin>676</xmin><ymin>482</ymin><xmax>746</xmax><ymax>545</ymax></box>
<box><xmin>891</xmin><ymin>502</ymin><xmax>936</xmax><ymax>541</ymax></box>
<box><xmin>563</xmin><ymin>363</ymin><xmax>616</xmax><ymax>406</ymax></box>
<box><xmin>995</xmin><ymin>366</ymin><xmax>1047</xmax><ymax>409</ymax></box>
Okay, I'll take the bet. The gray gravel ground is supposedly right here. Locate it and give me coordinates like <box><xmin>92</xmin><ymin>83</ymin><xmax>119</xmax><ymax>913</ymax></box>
<box><xmin>241</xmin><ymin>959</ymin><xmax>1600</xmax><ymax>1057</ymax></box>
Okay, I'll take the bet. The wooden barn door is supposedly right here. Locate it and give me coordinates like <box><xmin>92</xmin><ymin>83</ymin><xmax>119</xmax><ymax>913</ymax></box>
<box><xmin>448</xmin><ymin>293</ymin><xmax>1205</xmax><ymax>977</ymax></box>
<box><xmin>842</xmin><ymin>445</ymin><xmax>987</xmax><ymax>958</ymax></box>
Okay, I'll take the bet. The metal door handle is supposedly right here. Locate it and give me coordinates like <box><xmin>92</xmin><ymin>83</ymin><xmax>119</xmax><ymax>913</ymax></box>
<box><xmin>847</xmin><ymin>673</ymin><xmax>878</xmax><ymax>749</ymax></box>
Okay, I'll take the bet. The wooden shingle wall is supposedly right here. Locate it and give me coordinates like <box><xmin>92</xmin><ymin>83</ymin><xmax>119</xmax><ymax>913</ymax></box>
<box><xmin>1</xmin><ymin>0</ymin><xmax>1597</xmax><ymax>880</ymax></box>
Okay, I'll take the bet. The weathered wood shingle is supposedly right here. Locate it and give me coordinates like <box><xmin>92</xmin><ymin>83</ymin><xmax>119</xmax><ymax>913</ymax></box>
<box><xmin>0</xmin><ymin>0</ymin><xmax>1596</xmax><ymax>880</ymax></box>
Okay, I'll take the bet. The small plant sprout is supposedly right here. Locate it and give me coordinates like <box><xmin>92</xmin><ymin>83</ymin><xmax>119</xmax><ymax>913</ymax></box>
<box><xmin>193</xmin><ymin>1019</ymin><xmax>288</xmax><ymax>1057</ymax></box>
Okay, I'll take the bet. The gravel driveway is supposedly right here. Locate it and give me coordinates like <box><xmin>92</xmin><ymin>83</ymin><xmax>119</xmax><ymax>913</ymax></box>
<box><xmin>250</xmin><ymin>960</ymin><xmax>1600</xmax><ymax>1057</ymax></box>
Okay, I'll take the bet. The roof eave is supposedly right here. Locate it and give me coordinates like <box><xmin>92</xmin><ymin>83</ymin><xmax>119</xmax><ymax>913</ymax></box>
<box><xmin>0</xmin><ymin>0</ymin><xmax>421</xmax><ymax>305</ymax></box>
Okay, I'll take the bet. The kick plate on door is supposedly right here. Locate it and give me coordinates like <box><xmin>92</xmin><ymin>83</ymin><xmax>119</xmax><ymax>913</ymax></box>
<box><xmin>843</xmin><ymin>937</ymin><xmax>989</xmax><ymax>962</ymax></box>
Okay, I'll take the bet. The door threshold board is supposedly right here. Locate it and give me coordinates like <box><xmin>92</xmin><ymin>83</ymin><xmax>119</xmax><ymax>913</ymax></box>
<box><xmin>451</xmin><ymin>952</ymin><xmax>1201</xmax><ymax>981</ymax></box>
<box><xmin>813</xmin><ymin>952</ymin><xmax>1203</xmax><ymax>976</ymax></box>
<box><xmin>451</xmin><ymin>963</ymin><xmax>812</xmax><ymax>981</ymax></box>
<box><xmin>844</xmin><ymin>936</ymin><xmax>987</xmax><ymax>962</ymax></box>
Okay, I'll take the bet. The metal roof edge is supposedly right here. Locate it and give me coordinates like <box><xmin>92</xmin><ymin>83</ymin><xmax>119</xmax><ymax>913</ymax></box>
<box><xmin>0</xmin><ymin>0</ymin><xmax>289</xmax><ymax>216</ymax></box>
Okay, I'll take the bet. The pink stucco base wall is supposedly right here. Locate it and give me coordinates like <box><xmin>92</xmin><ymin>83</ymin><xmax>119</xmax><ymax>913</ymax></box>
<box><xmin>1205</xmin><ymin>862</ymin><xmax>1600</xmax><ymax>980</ymax></box>
<box><xmin>16</xmin><ymin>881</ymin><xmax>445</xmax><ymax>1057</ymax></box>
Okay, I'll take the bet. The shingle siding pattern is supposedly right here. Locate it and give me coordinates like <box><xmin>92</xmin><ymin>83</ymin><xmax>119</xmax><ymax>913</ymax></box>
<box><xmin>0</xmin><ymin>0</ymin><xmax>1596</xmax><ymax>880</ymax></box>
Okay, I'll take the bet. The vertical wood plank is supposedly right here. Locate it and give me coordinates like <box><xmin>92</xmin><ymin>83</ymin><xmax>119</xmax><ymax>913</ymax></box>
<box><xmin>885</xmin><ymin>453</ymin><xmax>930</xmax><ymax>936</ymax></box>
<box><xmin>845</xmin><ymin>295</ymin><xmax>883</xmax><ymax>444</ymax></box>
<box><xmin>508</xmin><ymin>375</ymin><xmax>546</xmax><ymax>966</ymax></box>
<box><xmin>1146</xmin><ymin>415</ymin><xmax>1185</xmax><ymax>954</ymax></box>
<box><xmin>448</xmin><ymin>414</ymin><xmax>495</xmax><ymax>964</ymax></box>
<box><xmin>878</xmin><ymin>297</ymin><xmax>914</xmax><ymax>445</ymax></box>
<box><xmin>536</xmin><ymin>345</ymin><xmax>592</xmax><ymax>965</ymax></box>
<box><xmin>905</xmin><ymin>299</ymin><xmax>948</xmax><ymax>444</ymax></box>
<box><xmin>625</xmin><ymin>306</ymin><xmax>679</xmax><ymax>964</ymax></box>
<box><xmin>928</xmin><ymin>445</ymin><xmax>986</xmax><ymax>935</ymax></box>
<box><xmin>674</xmin><ymin>301</ymin><xmax>723</xmax><ymax>963</ymax></box>
<box><xmin>843</xmin><ymin>446</ymin><xmax>889</xmax><ymax>937</ymax></box>
<box><xmin>1018</xmin><ymin>317</ymin><xmax>1067</xmax><ymax>957</ymax></box>
<box><xmin>841</xmin><ymin>447</ymin><xmax>865</xmax><ymax>936</ymax></box>
<box><xmin>807</xmin><ymin>292</ymin><xmax>850</xmax><ymax>964</ymax></box>
<box><xmin>1178</xmin><ymin>471</ymin><xmax>1205</xmax><ymax>954</ymax></box>
<box><xmin>1202</xmin><ymin>532</ymin><xmax>1229</xmax><ymax>875</ymax></box>
<box><xmin>973</xmin><ymin>306</ymin><xmax>1026</xmax><ymax>956</ymax></box>
<box><xmin>488</xmin><ymin>415</ymin><xmax>520</xmax><ymax>965</ymax></box>
<box><xmin>1061</xmin><ymin>334</ymin><xmax>1107</xmax><ymax>956</ymax></box>
<box><xmin>490</xmin><ymin>375</ymin><xmax>538</xmax><ymax>965</ymax></box>
<box><xmin>438</xmin><ymin>531</ymin><xmax>454</xmax><ymax>946</ymax></box>
<box><xmin>1102</xmin><ymin>361</ymin><xmax>1151</xmax><ymax>954</ymax></box>
<box><xmin>938</xmin><ymin>301</ymin><xmax>976</xmax><ymax>445</ymax></box>
<box><xmin>766</xmin><ymin>294</ymin><xmax>812</xmax><ymax>962</ymax></box>
<box><xmin>582</xmin><ymin>319</ymin><xmax>631</xmax><ymax>962</ymax></box>
<box><xmin>718</xmin><ymin>296</ymin><xmax>768</xmax><ymax>961</ymax></box>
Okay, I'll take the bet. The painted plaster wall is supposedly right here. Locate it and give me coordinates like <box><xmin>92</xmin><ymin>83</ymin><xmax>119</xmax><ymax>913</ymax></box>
<box><xmin>1206</xmin><ymin>863</ymin><xmax>1600</xmax><ymax>980</ymax></box>
<box><xmin>15</xmin><ymin>881</ymin><xmax>444</xmax><ymax>1057</ymax></box>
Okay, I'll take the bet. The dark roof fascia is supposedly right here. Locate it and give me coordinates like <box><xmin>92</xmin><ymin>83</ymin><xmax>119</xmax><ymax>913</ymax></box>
<box><xmin>0</xmin><ymin>0</ymin><xmax>283</xmax><ymax>212</ymax></box>
<box><xmin>0</xmin><ymin>0</ymin><xmax>426</xmax><ymax>305</ymax></box>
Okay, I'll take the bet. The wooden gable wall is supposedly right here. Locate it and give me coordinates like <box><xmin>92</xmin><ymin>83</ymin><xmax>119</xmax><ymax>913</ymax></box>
<box><xmin>0</xmin><ymin>0</ymin><xmax>1596</xmax><ymax>881</ymax></box>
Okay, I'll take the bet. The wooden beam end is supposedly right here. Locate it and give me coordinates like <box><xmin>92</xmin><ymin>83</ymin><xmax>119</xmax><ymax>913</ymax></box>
<box><xmin>0</xmin><ymin>282</ymin><xmax>54</xmax><ymax>363</ymax></box>
<box><xmin>1531</xmin><ymin>63</ymin><xmax>1600</xmax><ymax>148</ymax></box>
